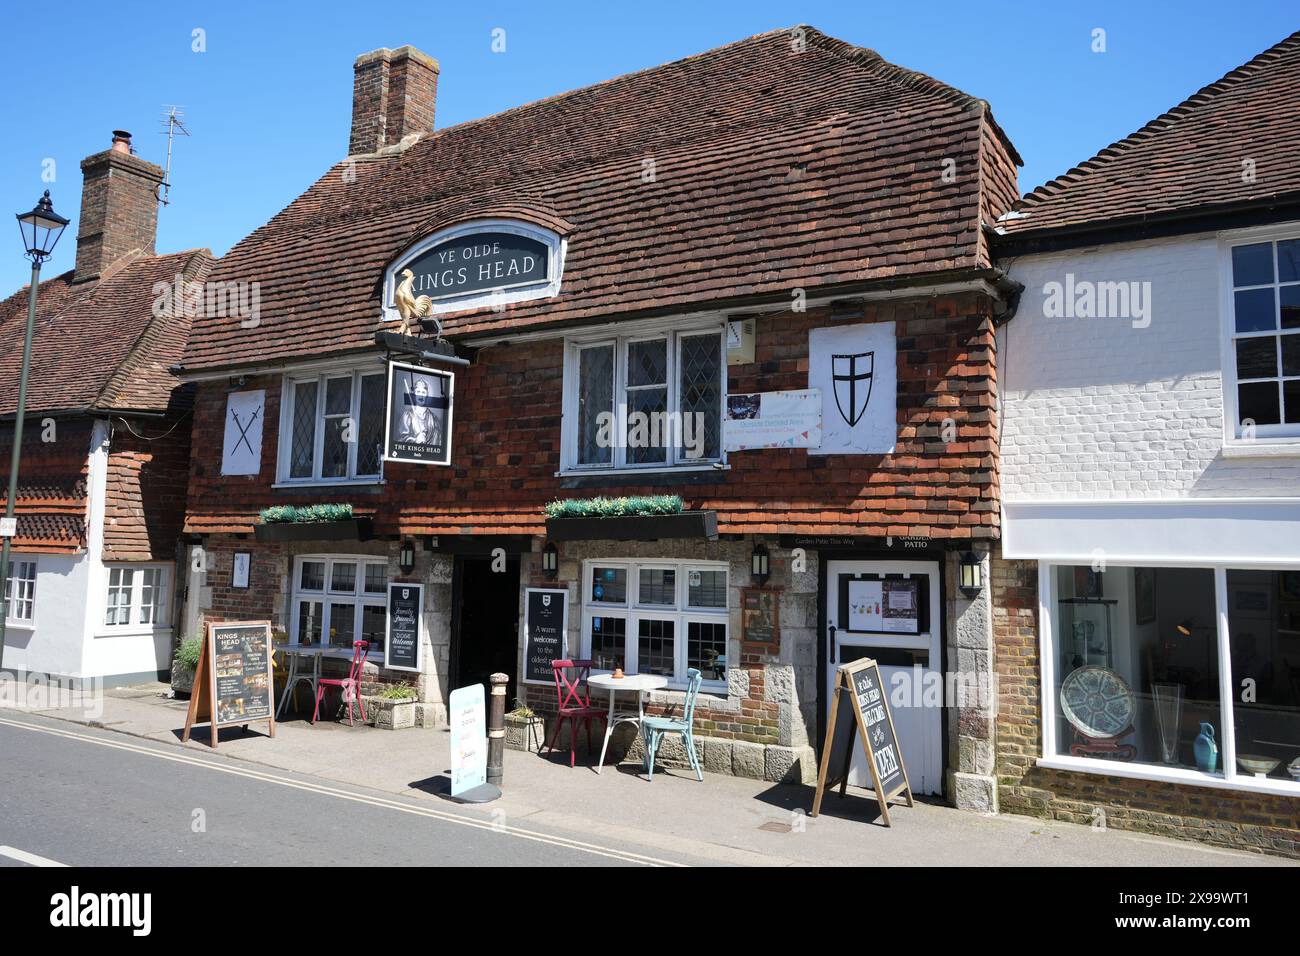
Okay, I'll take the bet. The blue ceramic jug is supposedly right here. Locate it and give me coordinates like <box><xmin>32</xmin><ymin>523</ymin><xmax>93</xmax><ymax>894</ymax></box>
<box><xmin>1194</xmin><ymin>722</ymin><xmax>1218</xmax><ymax>772</ymax></box>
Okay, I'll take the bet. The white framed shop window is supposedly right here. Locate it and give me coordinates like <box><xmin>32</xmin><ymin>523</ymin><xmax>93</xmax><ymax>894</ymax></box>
<box><xmin>102</xmin><ymin>564</ymin><xmax>169</xmax><ymax>630</ymax></box>
<box><xmin>3</xmin><ymin>558</ymin><xmax>37</xmax><ymax>626</ymax></box>
<box><xmin>1218</xmin><ymin>223</ymin><xmax>1300</xmax><ymax>446</ymax></box>
<box><xmin>560</xmin><ymin>323</ymin><xmax>726</xmax><ymax>474</ymax></box>
<box><xmin>581</xmin><ymin>559</ymin><xmax>729</xmax><ymax>691</ymax></box>
<box><xmin>1037</xmin><ymin>559</ymin><xmax>1300</xmax><ymax>796</ymax></box>
<box><xmin>276</xmin><ymin>367</ymin><xmax>387</xmax><ymax>485</ymax></box>
<box><xmin>290</xmin><ymin>555</ymin><xmax>388</xmax><ymax>660</ymax></box>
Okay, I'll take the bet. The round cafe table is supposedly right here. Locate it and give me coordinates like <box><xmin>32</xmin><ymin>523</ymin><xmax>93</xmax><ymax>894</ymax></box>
<box><xmin>587</xmin><ymin>672</ymin><xmax>669</xmax><ymax>773</ymax></box>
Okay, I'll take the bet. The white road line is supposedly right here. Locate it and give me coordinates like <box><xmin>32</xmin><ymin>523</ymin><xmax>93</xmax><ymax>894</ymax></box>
<box><xmin>0</xmin><ymin>845</ymin><xmax>68</xmax><ymax>867</ymax></box>
<box><xmin>0</xmin><ymin>715</ymin><xmax>685</xmax><ymax>867</ymax></box>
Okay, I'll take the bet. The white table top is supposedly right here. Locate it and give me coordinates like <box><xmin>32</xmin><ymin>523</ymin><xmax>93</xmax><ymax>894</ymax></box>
<box><xmin>588</xmin><ymin>673</ymin><xmax>669</xmax><ymax>692</ymax></box>
<box><xmin>276</xmin><ymin>645</ymin><xmax>370</xmax><ymax>660</ymax></box>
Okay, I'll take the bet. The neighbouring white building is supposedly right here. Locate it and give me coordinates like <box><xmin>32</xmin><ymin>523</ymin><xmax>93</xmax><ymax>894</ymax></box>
<box><xmin>0</xmin><ymin>132</ymin><xmax>213</xmax><ymax>685</ymax></box>
<box><xmin>988</xmin><ymin>30</ymin><xmax>1300</xmax><ymax>857</ymax></box>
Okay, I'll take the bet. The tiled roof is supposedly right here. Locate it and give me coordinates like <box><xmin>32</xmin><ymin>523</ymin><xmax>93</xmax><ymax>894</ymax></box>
<box><xmin>999</xmin><ymin>30</ymin><xmax>1300</xmax><ymax>239</ymax></box>
<box><xmin>181</xmin><ymin>25</ymin><xmax>1020</xmax><ymax>372</ymax></box>
<box><xmin>0</xmin><ymin>249</ymin><xmax>213</xmax><ymax>417</ymax></box>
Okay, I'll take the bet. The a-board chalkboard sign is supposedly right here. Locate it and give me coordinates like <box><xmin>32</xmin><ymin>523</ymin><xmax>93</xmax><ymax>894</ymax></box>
<box><xmin>182</xmin><ymin>621</ymin><xmax>276</xmax><ymax>750</ymax></box>
<box><xmin>385</xmin><ymin>582</ymin><xmax>423</xmax><ymax>672</ymax></box>
<box><xmin>811</xmin><ymin>657</ymin><xmax>912</xmax><ymax>826</ymax></box>
<box><xmin>523</xmin><ymin>588</ymin><xmax>568</xmax><ymax>683</ymax></box>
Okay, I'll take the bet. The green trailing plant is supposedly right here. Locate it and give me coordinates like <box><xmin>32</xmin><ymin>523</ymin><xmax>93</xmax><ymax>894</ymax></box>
<box><xmin>175</xmin><ymin>637</ymin><xmax>203</xmax><ymax>672</ymax></box>
<box><xmin>507</xmin><ymin>700</ymin><xmax>536</xmax><ymax>719</ymax></box>
<box><xmin>259</xmin><ymin>503</ymin><xmax>355</xmax><ymax>524</ymax></box>
<box><xmin>377</xmin><ymin>683</ymin><xmax>417</xmax><ymax>700</ymax></box>
<box><xmin>543</xmin><ymin>495</ymin><xmax>684</xmax><ymax>519</ymax></box>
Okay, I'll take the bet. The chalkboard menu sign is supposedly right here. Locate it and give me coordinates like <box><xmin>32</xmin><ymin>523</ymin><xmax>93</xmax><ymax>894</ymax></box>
<box><xmin>182</xmin><ymin>621</ymin><xmax>276</xmax><ymax>750</ymax></box>
<box><xmin>812</xmin><ymin>657</ymin><xmax>912</xmax><ymax>826</ymax></box>
<box><xmin>523</xmin><ymin>588</ymin><xmax>568</xmax><ymax>683</ymax></box>
<box><xmin>385</xmin><ymin>583</ymin><xmax>423</xmax><ymax>672</ymax></box>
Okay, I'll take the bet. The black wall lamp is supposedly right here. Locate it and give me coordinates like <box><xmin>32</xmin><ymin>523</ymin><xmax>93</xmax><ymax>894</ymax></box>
<box><xmin>541</xmin><ymin>542</ymin><xmax>559</xmax><ymax>579</ymax></box>
<box><xmin>751</xmin><ymin>543</ymin><xmax>770</xmax><ymax>586</ymax></box>
<box><xmin>959</xmin><ymin>550</ymin><xmax>982</xmax><ymax>598</ymax></box>
<box><xmin>399</xmin><ymin>538</ymin><xmax>416</xmax><ymax>575</ymax></box>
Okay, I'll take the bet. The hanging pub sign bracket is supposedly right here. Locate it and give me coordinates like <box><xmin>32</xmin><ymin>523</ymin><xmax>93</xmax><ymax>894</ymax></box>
<box><xmin>812</xmin><ymin>656</ymin><xmax>913</xmax><ymax>826</ymax></box>
<box><xmin>374</xmin><ymin>330</ymin><xmax>472</xmax><ymax>367</ymax></box>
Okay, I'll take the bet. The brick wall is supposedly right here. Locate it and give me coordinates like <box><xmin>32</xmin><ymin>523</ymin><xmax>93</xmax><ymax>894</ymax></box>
<box><xmin>102</xmin><ymin>416</ymin><xmax>191</xmax><ymax>561</ymax></box>
<box><xmin>1001</xmin><ymin>231</ymin><xmax>1300</xmax><ymax>500</ymax></box>
<box><xmin>75</xmin><ymin>144</ymin><xmax>164</xmax><ymax>281</ymax></box>
<box><xmin>184</xmin><ymin>292</ymin><xmax>1001</xmax><ymax>539</ymax></box>
<box><xmin>991</xmin><ymin>548</ymin><xmax>1300</xmax><ymax>857</ymax></box>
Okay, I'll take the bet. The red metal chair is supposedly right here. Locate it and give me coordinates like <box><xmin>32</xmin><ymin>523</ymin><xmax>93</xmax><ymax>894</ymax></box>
<box><xmin>313</xmin><ymin>641</ymin><xmax>370</xmax><ymax>726</ymax></box>
<box><xmin>546</xmin><ymin>659</ymin><xmax>606</xmax><ymax>767</ymax></box>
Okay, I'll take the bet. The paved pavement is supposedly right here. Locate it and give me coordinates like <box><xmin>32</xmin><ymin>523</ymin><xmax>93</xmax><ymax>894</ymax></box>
<box><xmin>2</xmin><ymin>681</ymin><xmax>1293</xmax><ymax>867</ymax></box>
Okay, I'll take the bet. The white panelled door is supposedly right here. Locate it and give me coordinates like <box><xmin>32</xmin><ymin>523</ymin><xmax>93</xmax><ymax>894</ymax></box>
<box><xmin>826</xmin><ymin>559</ymin><xmax>943</xmax><ymax>795</ymax></box>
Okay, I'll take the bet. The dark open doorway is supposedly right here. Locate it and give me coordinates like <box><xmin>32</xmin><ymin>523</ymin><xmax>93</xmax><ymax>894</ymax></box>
<box><xmin>450</xmin><ymin>555</ymin><xmax>522</xmax><ymax>705</ymax></box>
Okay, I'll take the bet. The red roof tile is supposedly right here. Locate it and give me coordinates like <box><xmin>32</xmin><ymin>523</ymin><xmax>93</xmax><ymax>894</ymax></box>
<box><xmin>181</xmin><ymin>25</ymin><xmax>1020</xmax><ymax>373</ymax></box>
<box><xmin>999</xmin><ymin>30</ymin><xmax>1300</xmax><ymax>239</ymax></box>
<box><xmin>0</xmin><ymin>249</ymin><xmax>213</xmax><ymax>417</ymax></box>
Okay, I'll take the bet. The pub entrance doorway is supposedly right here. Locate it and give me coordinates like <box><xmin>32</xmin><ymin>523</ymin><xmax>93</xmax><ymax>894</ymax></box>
<box><xmin>451</xmin><ymin>555</ymin><xmax>521</xmax><ymax>704</ymax></box>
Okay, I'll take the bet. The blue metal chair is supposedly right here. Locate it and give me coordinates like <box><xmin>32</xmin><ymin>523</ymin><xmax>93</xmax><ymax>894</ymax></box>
<box><xmin>642</xmin><ymin>668</ymin><xmax>704</xmax><ymax>781</ymax></box>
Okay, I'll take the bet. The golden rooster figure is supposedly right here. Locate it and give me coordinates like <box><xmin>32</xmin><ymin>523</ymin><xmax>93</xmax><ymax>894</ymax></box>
<box><xmin>394</xmin><ymin>269</ymin><xmax>443</xmax><ymax>338</ymax></box>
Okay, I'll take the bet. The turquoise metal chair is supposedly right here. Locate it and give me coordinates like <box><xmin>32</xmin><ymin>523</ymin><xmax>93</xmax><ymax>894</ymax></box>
<box><xmin>642</xmin><ymin>668</ymin><xmax>704</xmax><ymax>781</ymax></box>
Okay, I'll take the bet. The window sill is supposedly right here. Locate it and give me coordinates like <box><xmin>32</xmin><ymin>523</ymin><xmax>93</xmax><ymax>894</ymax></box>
<box><xmin>556</xmin><ymin>464</ymin><xmax>728</xmax><ymax>479</ymax></box>
<box><xmin>1221</xmin><ymin>441</ymin><xmax>1300</xmax><ymax>459</ymax></box>
<box><xmin>273</xmin><ymin>478</ymin><xmax>385</xmax><ymax>489</ymax></box>
<box><xmin>1036</xmin><ymin>755</ymin><xmax>1300</xmax><ymax>797</ymax></box>
<box><xmin>3</xmin><ymin>621</ymin><xmax>34</xmax><ymax>632</ymax></box>
<box><xmin>94</xmin><ymin>625</ymin><xmax>173</xmax><ymax>640</ymax></box>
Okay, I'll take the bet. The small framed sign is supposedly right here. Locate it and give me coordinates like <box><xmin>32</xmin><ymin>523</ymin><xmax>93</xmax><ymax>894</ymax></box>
<box><xmin>741</xmin><ymin>587</ymin><xmax>780</xmax><ymax>650</ymax></box>
<box><xmin>385</xmin><ymin>582</ymin><xmax>424</xmax><ymax>672</ymax></box>
<box><xmin>232</xmin><ymin>552</ymin><xmax>250</xmax><ymax>589</ymax></box>
<box><xmin>384</xmin><ymin>360</ymin><xmax>454</xmax><ymax>466</ymax></box>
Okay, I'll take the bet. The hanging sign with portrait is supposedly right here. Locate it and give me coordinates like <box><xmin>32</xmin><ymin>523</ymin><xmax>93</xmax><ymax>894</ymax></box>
<box><xmin>384</xmin><ymin>360</ymin><xmax>454</xmax><ymax>466</ymax></box>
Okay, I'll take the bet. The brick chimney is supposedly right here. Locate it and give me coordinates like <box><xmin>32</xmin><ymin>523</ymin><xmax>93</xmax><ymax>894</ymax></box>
<box><xmin>349</xmin><ymin>46</ymin><xmax>439</xmax><ymax>155</ymax></box>
<box><xmin>74</xmin><ymin>131</ymin><xmax>164</xmax><ymax>281</ymax></box>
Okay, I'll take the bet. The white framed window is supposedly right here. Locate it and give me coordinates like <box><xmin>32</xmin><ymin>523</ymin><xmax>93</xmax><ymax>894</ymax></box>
<box><xmin>290</xmin><ymin>555</ymin><xmax>388</xmax><ymax>658</ymax></box>
<box><xmin>562</xmin><ymin>325</ymin><xmax>725</xmax><ymax>473</ymax></box>
<box><xmin>3</xmin><ymin>559</ymin><xmax>36</xmax><ymax>625</ymax></box>
<box><xmin>581</xmin><ymin>559</ymin><xmax>729</xmax><ymax>690</ymax></box>
<box><xmin>1220</xmin><ymin>228</ymin><xmax>1300</xmax><ymax>442</ymax></box>
<box><xmin>103</xmin><ymin>564</ymin><xmax>169</xmax><ymax>628</ymax></box>
<box><xmin>277</xmin><ymin>367</ymin><xmax>387</xmax><ymax>484</ymax></box>
<box><xmin>1039</xmin><ymin>561</ymin><xmax>1300</xmax><ymax>796</ymax></box>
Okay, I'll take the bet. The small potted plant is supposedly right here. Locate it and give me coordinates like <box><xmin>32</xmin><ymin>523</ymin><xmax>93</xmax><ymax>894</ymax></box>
<box><xmin>171</xmin><ymin>637</ymin><xmax>203</xmax><ymax>697</ymax></box>
<box><xmin>368</xmin><ymin>683</ymin><xmax>419</xmax><ymax>730</ymax></box>
<box><xmin>505</xmin><ymin>700</ymin><xmax>545</xmax><ymax>752</ymax></box>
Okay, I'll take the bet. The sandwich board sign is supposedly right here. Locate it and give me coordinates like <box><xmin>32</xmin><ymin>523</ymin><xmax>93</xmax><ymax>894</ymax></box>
<box><xmin>182</xmin><ymin>621</ymin><xmax>276</xmax><ymax>749</ymax></box>
<box><xmin>811</xmin><ymin>657</ymin><xmax>913</xmax><ymax>826</ymax></box>
<box><xmin>449</xmin><ymin>684</ymin><xmax>487</xmax><ymax>797</ymax></box>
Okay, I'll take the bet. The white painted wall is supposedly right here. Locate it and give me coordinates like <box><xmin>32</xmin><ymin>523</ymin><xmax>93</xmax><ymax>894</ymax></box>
<box><xmin>3</xmin><ymin>552</ymin><xmax>91</xmax><ymax>677</ymax></box>
<box><xmin>1000</xmin><ymin>230</ymin><xmax>1300</xmax><ymax>502</ymax></box>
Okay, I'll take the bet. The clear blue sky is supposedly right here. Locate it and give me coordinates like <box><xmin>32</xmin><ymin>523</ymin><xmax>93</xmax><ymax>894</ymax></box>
<box><xmin>2</xmin><ymin>1</ymin><xmax>1296</xmax><ymax>292</ymax></box>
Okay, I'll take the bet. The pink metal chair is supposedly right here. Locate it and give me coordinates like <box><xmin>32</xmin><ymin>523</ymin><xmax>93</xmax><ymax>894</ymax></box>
<box><xmin>313</xmin><ymin>641</ymin><xmax>370</xmax><ymax>726</ymax></box>
<box><xmin>546</xmin><ymin>659</ymin><xmax>606</xmax><ymax>767</ymax></box>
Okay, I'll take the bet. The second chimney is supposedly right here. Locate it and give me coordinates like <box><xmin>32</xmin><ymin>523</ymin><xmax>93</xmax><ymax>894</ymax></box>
<box><xmin>74</xmin><ymin>131</ymin><xmax>164</xmax><ymax>282</ymax></box>
<box><xmin>349</xmin><ymin>46</ymin><xmax>439</xmax><ymax>155</ymax></box>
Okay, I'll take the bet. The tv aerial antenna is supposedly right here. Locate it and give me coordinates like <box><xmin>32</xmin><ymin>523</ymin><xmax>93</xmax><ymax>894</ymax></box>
<box><xmin>158</xmin><ymin>105</ymin><xmax>190</xmax><ymax>207</ymax></box>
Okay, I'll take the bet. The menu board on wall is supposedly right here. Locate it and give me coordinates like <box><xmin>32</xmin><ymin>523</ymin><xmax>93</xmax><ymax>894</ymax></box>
<box><xmin>812</xmin><ymin>657</ymin><xmax>912</xmax><ymax>826</ymax></box>
<box><xmin>182</xmin><ymin>621</ymin><xmax>276</xmax><ymax>750</ymax></box>
<box><xmin>846</xmin><ymin>578</ymin><xmax>920</xmax><ymax>634</ymax></box>
<box><xmin>523</xmin><ymin>588</ymin><xmax>568</xmax><ymax>683</ymax></box>
<box><xmin>385</xmin><ymin>583</ymin><xmax>423</xmax><ymax>672</ymax></box>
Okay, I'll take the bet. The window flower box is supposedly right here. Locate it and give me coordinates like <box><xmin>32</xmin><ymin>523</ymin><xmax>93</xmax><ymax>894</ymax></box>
<box><xmin>255</xmin><ymin>506</ymin><xmax>373</xmax><ymax>542</ymax></box>
<box><xmin>546</xmin><ymin>511</ymin><xmax>717</xmax><ymax>542</ymax></box>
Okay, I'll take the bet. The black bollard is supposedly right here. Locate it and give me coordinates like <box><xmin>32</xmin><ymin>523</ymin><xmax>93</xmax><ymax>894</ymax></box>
<box><xmin>487</xmin><ymin>672</ymin><xmax>507</xmax><ymax>787</ymax></box>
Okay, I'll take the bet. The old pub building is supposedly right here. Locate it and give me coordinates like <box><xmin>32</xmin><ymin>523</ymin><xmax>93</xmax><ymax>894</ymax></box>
<box><xmin>177</xmin><ymin>28</ymin><xmax>1021</xmax><ymax>800</ymax></box>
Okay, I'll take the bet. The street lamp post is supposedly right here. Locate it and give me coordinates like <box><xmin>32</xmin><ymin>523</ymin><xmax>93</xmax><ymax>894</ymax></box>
<box><xmin>0</xmin><ymin>191</ymin><xmax>70</xmax><ymax>673</ymax></box>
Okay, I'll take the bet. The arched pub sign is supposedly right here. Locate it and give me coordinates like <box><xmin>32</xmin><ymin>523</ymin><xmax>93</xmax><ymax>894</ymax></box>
<box><xmin>382</xmin><ymin>219</ymin><xmax>565</xmax><ymax>320</ymax></box>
